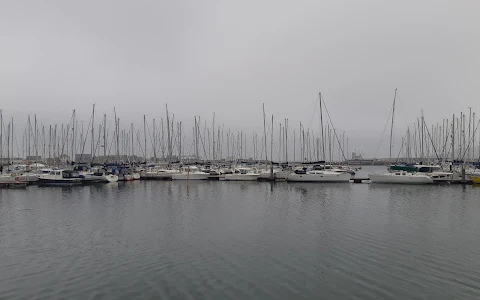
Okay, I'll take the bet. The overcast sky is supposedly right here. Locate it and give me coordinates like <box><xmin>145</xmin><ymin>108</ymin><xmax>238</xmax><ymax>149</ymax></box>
<box><xmin>1</xmin><ymin>0</ymin><xmax>479</xmax><ymax>158</ymax></box>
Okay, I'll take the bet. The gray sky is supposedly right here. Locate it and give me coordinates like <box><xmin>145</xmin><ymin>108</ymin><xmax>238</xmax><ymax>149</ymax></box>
<box><xmin>1</xmin><ymin>0</ymin><xmax>479</xmax><ymax>158</ymax></box>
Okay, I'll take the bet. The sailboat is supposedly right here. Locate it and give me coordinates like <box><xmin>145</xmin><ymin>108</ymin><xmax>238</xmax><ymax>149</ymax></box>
<box><xmin>287</xmin><ymin>93</ymin><xmax>351</xmax><ymax>183</ymax></box>
<box><xmin>369</xmin><ymin>89</ymin><xmax>433</xmax><ymax>184</ymax></box>
<box><xmin>224</xmin><ymin>167</ymin><xmax>261</xmax><ymax>181</ymax></box>
<box><xmin>171</xmin><ymin>166</ymin><xmax>210</xmax><ymax>180</ymax></box>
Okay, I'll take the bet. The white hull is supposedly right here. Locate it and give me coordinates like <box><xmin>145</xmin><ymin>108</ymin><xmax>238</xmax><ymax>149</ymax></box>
<box><xmin>141</xmin><ymin>170</ymin><xmax>179</xmax><ymax>180</ymax></box>
<box><xmin>172</xmin><ymin>172</ymin><xmax>210</xmax><ymax>180</ymax></box>
<box><xmin>118</xmin><ymin>174</ymin><xmax>135</xmax><ymax>181</ymax></box>
<box><xmin>100</xmin><ymin>174</ymin><xmax>119</xmax><ymax>182</ymax></box>
<box><xmin>20</xmin><ymin>174</ymin><xmax>39</xmax><ymax>182</ymax></box>
<box><xmin>287</xmin><ymin>172</ymin><xmax>351</xmax><ymax>182</ymax></box>
<box><xmin>132</xmin><ymin>173</ymin><xmax>140</xmax><ymax>180</ymax></box>
<box><xmin>369</xmin><ymin>173</ymin><xmax>433</xmax><ymax>184</ymax></box>
<box><xmin>428</xmin><ymin>172</ymin><xmax>455</xmax><ymax>182</ymax></box>
<box><xmin>258</xmin><ymin>172</ymin><xmax>273</xmax><ymax>179</ymax></box>
<box><xmin>224</xmin><ymin>174</ymin><xmax>261</xmax><ymax>181</ymax></box>
<box><xmin>275</xmin><ymin>170</ymin><xmax>290</xmax><ymax>180</ymax></box>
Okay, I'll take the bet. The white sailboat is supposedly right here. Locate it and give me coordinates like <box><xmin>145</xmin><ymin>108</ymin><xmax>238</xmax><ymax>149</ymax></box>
<box><xmin>171</xmin><ymin>166</ymin><xmax>210</xmax><ymax>180</ymax></box>
<box><xmin>369</xmin><ymin>172</ymin><xmax>433</xmax><ymax>184</ymax></box>
<box><xmin>224</xmin><ymin>167</ymin><xmax>260</xmax><ymax>181</ymax></box>
<box><xmin>141</xmin><ymin>168</ymin><xmax>180</xmax><ymax>180</ymax></box>
<box><xmin>369</xmin><ymin>89</ymin><xmax>433</xmax><ymax>185</ymax></box>
<box><xmin>287</xmin><ymin>169</ymin><xmax>351</xmax><ymax>182</ymax></box>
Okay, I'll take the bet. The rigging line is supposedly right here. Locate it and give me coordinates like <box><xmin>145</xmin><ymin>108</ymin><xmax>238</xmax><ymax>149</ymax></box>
<box><xmin>135</xmin><ymin>129</ymin><xmax>145</xmax><ymax>159</ymax></box>
<box><xmin>373</xmin><ymin>102</ymin><xmax>394</xmax><ymax>158</ymax></box>
<box><xmin>395</xmin><ymin>138</ymin><xmax>405</xmax><ymax>163</ymax></box>
<box><xmin>460</xmin><ymin>118</ymin><xmax>480</xmax><ymax>162</ymax></box>
<box><xmin>306</xmin><ymin>97</ymin><xmax>318</xmax><ymax>132</ymax></box>
<box><xmin>396</xmin><ymin>90</ymin><xmax>410</xmax><ymax>129</ymax></box>
<box><xmin>422</xmin><ymin>113</ymin><xmax>441</xmax><ymax>161</ymax></box>
<box><xmin>321</xmin><ymin>96</ymin><xmax>347</xmax><ymax>161</ymax></box>
<box><xmin>78</xmin><ymin>112</ymin><xmax>94</xmax><ymax>162</ymax></box>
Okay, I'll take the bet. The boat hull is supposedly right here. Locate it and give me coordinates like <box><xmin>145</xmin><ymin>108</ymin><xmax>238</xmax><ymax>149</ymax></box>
<box><xmin>224</xmin><ymin>174</ymin><xmax>260</xmax><ymax>181</ymax></box>
<box><xmin>472</xmin><ymin>176</ymin><xmax>480</xmax><ymax>184</ymax></box>
<box><xmin>287</xmin><ymin>173</ymin><xmax>351</xmax><ymax>182</ymax></box>
<box><xmin>369</xmin><ymin>173</ymin><xmax>433</xmax><ymax>184</ymax></box>
<box><xmin>38</xmin><ymin>178</ymin><xmax>83</xmax><ymax>186</ymax></box>
<box><xmin>141</xmin><ymin>171</ymin><xmax>178</xmax><ymax>180</ymax></box>
<box><xmin>172</xmin><ymin>173</ymin><xmax>210</xmax><ymax>180</ymax></box>
<box><xmin>84</xmin><ymin>174</ymin><xmax>119</xmax><ymax>183</ymax></box>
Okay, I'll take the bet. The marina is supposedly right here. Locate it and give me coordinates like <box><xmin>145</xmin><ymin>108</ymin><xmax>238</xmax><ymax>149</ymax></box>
<box><xmin>2</xmin><ymin>94</ymin><xmax>480</xmax><ymax>188</ymax></box>
<box><xmin>1</xmin><ymin>0</ymin><xmax>479</xmax><ymax>298</ymax></box>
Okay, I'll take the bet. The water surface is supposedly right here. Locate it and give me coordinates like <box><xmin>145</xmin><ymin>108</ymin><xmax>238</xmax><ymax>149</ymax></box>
<box><xmin>1</xmin><ymin>178</ymin><xmax>479</xmax><ymax>299</ymax></box>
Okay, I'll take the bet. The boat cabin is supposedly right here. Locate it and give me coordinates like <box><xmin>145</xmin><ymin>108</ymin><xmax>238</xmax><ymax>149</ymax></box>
<box><xmin>234</xmin><ymin>168</ymin><xmax>252</xmax><ymax>174</ymax></box>
<box><xmin>73</xmin><ymin>165</ymin><xmax>90</xmax><ymax>172</ymax></box>
<box><xmin>416</xmin><ymin>165</ymin><xmax>442</xmax><ymax>173</ymax></box>
<box><xmin>47</xmin><ymin>170</ymin><xmax>81</xmax><ymax>178</ymax></box>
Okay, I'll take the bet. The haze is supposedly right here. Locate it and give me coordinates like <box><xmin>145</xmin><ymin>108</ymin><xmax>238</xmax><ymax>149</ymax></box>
<box><xmin>1</xmin><ymin>0</ymin><xmax>479</xmax><ymax>158</ymax></box>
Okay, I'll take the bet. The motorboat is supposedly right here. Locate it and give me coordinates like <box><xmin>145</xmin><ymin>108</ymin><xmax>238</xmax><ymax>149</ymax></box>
<box><xmin>38</xmin><ymin>170</ymin><xmax>83</xmax><ymax>186</ymax></box>
<box><xmin>73</xmin><ymin>165</ymin><xmax>118</xmax><ymax>183</ymax></box>
<box><xmin>415</xmin><ymin>165</ymin><xmax>455</xmax><ymax>183</ymax></box>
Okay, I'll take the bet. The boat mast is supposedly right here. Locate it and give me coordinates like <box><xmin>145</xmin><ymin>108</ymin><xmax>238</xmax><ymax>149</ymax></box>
<box><xmin>166</xmin><ymin>104</ymin><xmax>171</xmax><ymax>164</ymax></box>
<box><xmin>179</xmin><ymin>121</ymin><xmax>182</xmax><ymax>162</ymax></box>
<box><xmin>11</xmin><ymin>118</ymin><xmax>14</xmax><ymax>164</ymax></box>
<box><xmin>470</xmin><ymin>112</ymin><xmax>475</xmax><ymax>161</ymax></box>
<box><xmin>293</xmin><ymin>130</ymin><xmax>296</xmax><ymax>163</ymax></box>
<box><xmin>195</xmin><ymin>116</ymin><xmax>199</xmax><ymax>160</ymax></box>
<box><xmin>153</xmin><ymin>118</ymin><xmax>157</xmax><ymax>163</ymax></box>
<box><xmin>103</xmin><ymin>114</ymin><xmax>107</xmax><ymax>162</ymax></box>
<box><xmin>319</xmin><ymin>93</ymin><xmax>326</xmax><ymax>164</ymax></box>
<box><xmin>91</xmin><ymin>104</ymin><xmax>95</xmax><ymax>164</ymax></box>
<box><xmin>27</xmin><ymin>115</ymin><xmax>31</xmax><ymax>159</ymax></box>
<box><xmin>388</xmin><ymin>89</ymin><xmax>397</xmax><ymax>165</ymax></box>
<box><xmin>452</xmin><ymin>114</ymin><xmax>455</xmax><ymax>164</ymax></box>
<box><xmin>72</xmin><ymin>110</ymin><xmax>76</xmax><ymax>163</ymax></box>
<box><xmin>285</xmin><ymin>119</ymin><xmax>288</xmax><ymax>162</ymax></box>
<box><xmin>35</xmin><ymin>114</ymin><xmax>38</xmax><ymax>159</ymax></box>
<box><xmin>468</xmin><ymin>107</ymin><xmax>472</xmax><ymax>162</ymax></box>
<box><xmin>7</xmin><ymin>122</ymin><xmax>9</xmax><ymax>166</ymax></box>
<box><xmin>131</xmin><ymin>123</ymin><xmax>134</xmax><ymax>163</ymax></box>
<box><xmin>262</xmin><ymin>104</ymin><xmax>268</xmax><ymax>166</ymax></box>
<box><xmin>42</xmin><ymin>125</ymin><xmax>45</xmax><ymax>163</ymax></box>
<box><xmin>143</xmin><ymin>114</ymin><xmax>147</xmax><ymax>164</ymax></box>
<box><xmin>212</xmin><ymin>113</ymin><xmax>215</xmax><ymax>161</ymax></box>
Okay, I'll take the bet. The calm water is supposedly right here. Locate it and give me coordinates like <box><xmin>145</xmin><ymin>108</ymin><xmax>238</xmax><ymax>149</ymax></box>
<box><xmin>1</xmin><ymin>171</ymin><xmax>480</xmax><ymax>299</ymax></box>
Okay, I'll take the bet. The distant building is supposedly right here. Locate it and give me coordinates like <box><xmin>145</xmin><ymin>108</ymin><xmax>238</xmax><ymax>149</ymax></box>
<box><xmin>351</xmin><ymin>151</ymin><xmax>363</xmax><ymax>160</ymax></box>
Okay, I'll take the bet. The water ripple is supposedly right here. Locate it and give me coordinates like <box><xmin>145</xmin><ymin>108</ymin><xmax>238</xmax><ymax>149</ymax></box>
<box><xmin>1</xmin><ymin>178</ymin><xmax>480</xmax><ymax>299</ymax></box>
